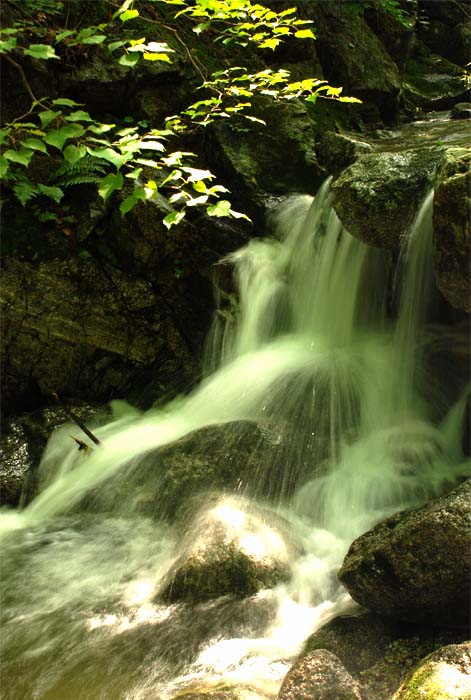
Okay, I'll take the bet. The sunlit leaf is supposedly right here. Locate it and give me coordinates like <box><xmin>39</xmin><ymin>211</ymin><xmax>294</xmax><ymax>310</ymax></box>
<box><xmin>206</xmin><ymin>199</ymin><xmax>231</xmax><ymax>217</ymax></box>
<box><xmin>21</xmin><ymin>137</ymin><xmax>47</xmax><ymax>153</ymax></box>
<box><xmin>24</xmin><ymin>44</ymin><xmax>59</xmax><ymax>60</ymax></box>
<box><xmin>163</xmin><ymin>210</ymin><xmax>185</xmax><ymax>229</ymax></box>
<box><xmin>119</xmin><ymin>9</ymin><xmax>139</xmax><ymax>21</ymax></box>
<box><xmin>143</xmin><ymin>53</ymin><xmax>172</xmax><ymax>62</ymax></box>
<box><xmin>120</xmin><ymin>188</ymin><xmax>147</xmax><ymax>214</ymax></box>
<box><xmin>3</xmin><ymin>148</ymin><xmax>34</xmax><ymax>166</ymax></box>
<box><xmin>294</xmin><ymin>29</ymin><xmax>315</xmax><ymax>39</ymax></box>
<box><xmin>98</xmin><ymin>172</ymin><xmax>124</xmax><ymax>202</ymax></box>
<box><xmin>63</xmin><ymin>144</ymin><xmax>87</xmax><ymax>165</ymax></box>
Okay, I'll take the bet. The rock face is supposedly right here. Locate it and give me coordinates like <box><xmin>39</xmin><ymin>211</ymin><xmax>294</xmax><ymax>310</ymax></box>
<box><xmin>332</xmin><ymin>148</ymin><xmax>440</xmax><ymax>248</ymax></box>
<box><xmin>157</xmin><ymin>497</ymin><xmax>298</xmax><ymax>602</ymax></box>
<box><xmin>278</xmin><ymin>649</ymin><xmax>363</xmax><ymax>700</ymax></box>
<box><xmin>0</xmin><ymin>256</ymin><xmax>194</xmax><ymax>408</ymax></box>
<box><xmin>316</xmin><ymin>132</ymin><xmax>373</xmax><ymax>176</ymax></box>
<box><xmin>338</xmin><ymin>480</ymin><xmax>471</xmax><ymax>625</ymax></box>
<box><xmin>0</xmin><ymin>403</ymin><xmax>106</xmax><ymax>506</ymax></box>
<box><xmin>433</xmin><ymin>147</ymin><xmax>471</xmax><ymax>312</ymax></box>
<box><xmin>303</xmin><ymin>613</ymin><xmax>470</xmax><ymax>700</ymax></box>
<box><xmin>393</xmin><ymin>642</ymin><xmax>471</xmax><ymax>700</ymax></box>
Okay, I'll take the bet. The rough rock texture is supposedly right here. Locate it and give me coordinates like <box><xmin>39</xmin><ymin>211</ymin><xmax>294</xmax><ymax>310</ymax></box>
<box><xmin>433</xmin><ymin>147</ymin><xmax>471</xmax><ymax>312</ymax></box>
<box><xmin>338</xmin><ymin>480</ymin><xmax>471</xmax><ymax>625</ymax></box>
<box><xmin>451</xmin><ymin>102</ymin><xmax>471</xmax><ymax>120</ymax></box>
<box><xmin>87</xmin><ymin>419</ymin><xmax>295</xmax><ymax>520</ymax></box>
<box><xmin>157</xmin><ymin>497</ymin><xmax>298</xmax><ymax>602</ymax></box>
<box><xmin>316</xmin><ymin>132</ymin><xmax>373</xmax><ymax>176</ymax></box>
<box><xmin>278</xmin><ymin>649</ymin><xmax>363</xmax><ymax>700</ymax></box>
<box><xmin>332</xmin><ymin>148</ymin><xmax>440</xmax><ymax>248</ymax></box>
<box><xmin>302</xmin><ymin>1</ymin><xmax>401</xmax><ymax>124</ymax></box>
<box><xmin>0</xmin><ymin>256</ymin><xmax>194</xmax><ymax>408</ymax></box>
<box><xmin>303</xmin><ymin>613</ymin><xmax>470</xmax><ymax>700</ymax></box>
<box><xmin>418</xmin><ymin>0</ymin><xmax>471</xmax><ymax>67</ymax></box>
<box><xmin>0</xmin><ymin>403</ymin><xmax>106</xmax><ymax>507</ymax></box>
<box><xmin>393</xmin><ymin>642</ymin><xmax>471</xmax><ymax>700</ymax></box>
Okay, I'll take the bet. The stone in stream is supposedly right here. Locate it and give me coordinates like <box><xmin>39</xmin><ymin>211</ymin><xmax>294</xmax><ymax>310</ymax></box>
<box><xmin>157</xmin><ymin>496</ymin><xmax>301</xmax><ymax>603</ymax></box>
<box><xmin>278</xmin><ymin>649</ymin><xmax>363</xmax><ymax>700</ymax></box>
<box><xmin>393</xmin><ymin>642</ymin><xmax>471</xmax><ymax>700</ymax></box>
<box><xmin>338</xmin><ymin>479</ymin><xmax>471</xmax><ymax>626</ymax></box>
<box><xmin>450</xmin><ymin>103</ymin><xmax>471</xmax><ymax>120</ymax></box>
<box><xmin>331</xmin><ymin>148</ymin><xmax>440</xmax><ymax>248</ymax></box>
<box><xmin>433</xmin><ymin>147</ymin><xmax>471</xmax><ymax>312</ymax></box>
<box><xmin>303</xmin><ymin>612</ymin><xmax>470</xmax><ymax>700</ymax></box>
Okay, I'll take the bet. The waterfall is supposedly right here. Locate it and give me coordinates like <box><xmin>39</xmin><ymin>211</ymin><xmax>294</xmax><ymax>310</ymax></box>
<box><xmin>0</xmin><ymin>180</ymin><xmax>468</xmax><ymax>700</ymax></box>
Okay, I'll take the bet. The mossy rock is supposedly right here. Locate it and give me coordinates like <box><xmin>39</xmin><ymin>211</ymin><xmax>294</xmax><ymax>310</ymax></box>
<box><xmin>393</xmin><ymin>642</ymin><xmax>471</xmax><ymax>700</ymax></box>
<box><xmin>157</xmin><ymin>496</ymin><xmax>299</xmax><ymax>602</ymax></box>
<box><xmin>433</xmin><ymin>147</ymin><xmax>471</xmax><ymax>312</ymax></box>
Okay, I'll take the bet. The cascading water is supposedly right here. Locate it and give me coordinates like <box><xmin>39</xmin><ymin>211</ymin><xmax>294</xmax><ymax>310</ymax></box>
<box><xmin>1</xmin><ymin>179</ymin><xmax>468</xmax><ymax>700</ymax></box>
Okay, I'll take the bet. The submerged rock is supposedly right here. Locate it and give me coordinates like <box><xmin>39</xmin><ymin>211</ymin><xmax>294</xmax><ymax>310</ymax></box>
<box><xmin>278</xmin><ymin>649</ymin><xmax>363</xmax><ymax>700</ymax></box>
<box><xmin>157</xmin><ymin>497</ymin><xmax>298</xmax><ymax>602</ymax></box>
<box><xmin>332</xmin><ymin>148</ymin><xmax>439</xmax><ymax>248</ymax></box>
<box><xmin>433</xmin><ymin>147</ymin><xmax>471</xmax><ymax>312</ymax></box>
<box><xmin>338</xmin><ymin>480</ymin><xmax>471</xmax><ymax>625</ymax></box>
<box><xmin>393</xmin><ymin>642</ymin><xmax>471</xmax><ymax>700</ymax></box>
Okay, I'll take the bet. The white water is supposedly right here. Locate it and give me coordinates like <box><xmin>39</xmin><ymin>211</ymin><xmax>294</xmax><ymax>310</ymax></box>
<box><xmin>1</xmin><ymin>180</ymin><xmax>468</xmax><ymax>700</ymax></box>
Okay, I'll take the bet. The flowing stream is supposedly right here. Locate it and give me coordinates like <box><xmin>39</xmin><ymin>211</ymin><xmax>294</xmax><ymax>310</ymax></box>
<box><xmin>0</xmin><ymin>178</ymin><xmax>468</xmax><ymax>700</ymax></box>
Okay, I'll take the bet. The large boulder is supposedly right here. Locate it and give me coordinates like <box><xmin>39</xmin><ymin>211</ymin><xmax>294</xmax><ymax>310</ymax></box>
<box><xmin>403</xmin><ymin>43</ymin><xmax>468</xmax><ymax>112</ymax></box>
<box><xmin>157</xmin><ymin>497</ymin><xmax>299</xmax><ymax>602</ymax></box>
<box><xmin>278</xmin><ymin>649</ymin><xmax>363</xmax><ymax>700</ymax></box>
<box><xmin>432</xmin><ymin>147</ymin><xmax>471</xmax><ymax>312</ymax></box>
<box><xmin>332</xmin><ymin>148</ymin><xmax>440</xmax><ymax>248</ymax></box>
<box><xmin>338</xmin><ymin>480</ymin><xmax>471</xmax><ymax>625</ymax></box>
<box><xmin>0</xmin><ymin>256</ymin><xmax>194</xmax><ymax>409</ymax></box>
<box><xmin>316</xmin><ymin>132</ymin><xmax>373</xmax><ymax>176</ymax></box>
<box><xmin>303</xmin><ymin>613</ymin><xmax>469</xmax><ymax>700</ymax></box>
<box><xmin>393</xmin><ymin>642</ymin><xmax>471</xmax><ymax>700</ymax></box>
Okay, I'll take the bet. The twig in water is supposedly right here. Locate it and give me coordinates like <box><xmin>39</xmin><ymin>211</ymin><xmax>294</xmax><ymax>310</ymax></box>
<box><xmin>53</xmin><ymin>393</ymin><xmax>101</xmax><ymax>446</ymax></box>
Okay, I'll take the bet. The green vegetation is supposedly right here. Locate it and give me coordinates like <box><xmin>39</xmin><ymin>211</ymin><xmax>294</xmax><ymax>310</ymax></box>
<box><xmin>0</xmin><ymin>0</ymin><xmax>360</xmax><ymax>229</ymax></box>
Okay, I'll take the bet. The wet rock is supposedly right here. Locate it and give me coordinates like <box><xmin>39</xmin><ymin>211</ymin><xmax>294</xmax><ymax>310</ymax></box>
<box><xmin>101</xmin><ymin>419</ymin><xmax>297</xmax><ymax>521</ymax></box>
<box><xmin>158</xmin><ymin>497</ymin><xmax>298</xmax><ymax>602</ymax></box>
<box><xmin>403</xmin><ymin>43</ymin><xmax>468</xmax><ymax>112</ymax></box>
<box><xmin>393</xmin><ymin>642</ymin><xmax>471</xmax><ymax>700</ymax></box>
<box><xmin>302</xmin><ymin>1</ymin><xmax>401</xmax><ymax>124</ymax></box>
<box><xmin>0</xmin><ymin>403</ymin><xmax>106</xmax><ymax>506</ymax></box>
<box><xmin>303</xmin><ymin>612</ymin><xmax>470</xmax><ymax>700</ymax></box>
<box><xmin>450</xmin><ymin>102</ymin><xmax>471</xmax><ymax>120</ymax></box>
<box><xmin>0</xmin><ymin>256</ymin><xmax>194</xmax><ymax>408</ymax></box>
<box><xmin>433</xmin><ymin>147</ymin><xmax>471</xmax><ymax>312</ymax></box>
<box><xmin>316</xmin><ymin>132</ymin><xmax>373</xmax><ymax>176</ymax></box>
<box><xmin>278</xmin><ymin>649</ymin><xmax>363</xmax><ymax>700</ymax></box>
<box><xmin>338</xmin><ymin>480</ymin><xmax>471</xmax><ymax>625</ymax></box>
<box><xmin>332</xmin><ymin>148</ymin><xmax>439</xmax><ymax>248</ymax></box>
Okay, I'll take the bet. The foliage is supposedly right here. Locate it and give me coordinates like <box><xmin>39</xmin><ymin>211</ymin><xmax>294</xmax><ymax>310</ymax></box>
<box><xmin>345</xmin><ymin>0</ymin><xmax>413</xmax><ymax>28</ymax></box>
<box><xmin>0</xmin><ymin>0</ymin><xmax>361</xmax><ymax>229</ymax></box>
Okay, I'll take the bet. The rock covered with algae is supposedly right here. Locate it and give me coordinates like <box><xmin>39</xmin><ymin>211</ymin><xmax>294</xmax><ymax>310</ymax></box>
<box><xmin>338</xmin><ymin>480</ymin><xmax>471</xmax><ymax>625</ymax></box>
<box><xmin>393</xmin><ymin>642</ymin><xmax>471</xmax><ymax>700</ymax></box>
<box><xmin>157</xmin><ymin>496</ymin><xmax>300</xmax><ymax>603</ymax></box>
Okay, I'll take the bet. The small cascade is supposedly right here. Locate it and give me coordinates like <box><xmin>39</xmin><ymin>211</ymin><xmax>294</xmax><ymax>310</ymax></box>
<box><xmin>0</xmin><ymin>179</ymin><xmax>468</xmax><ymax>700</ymax></box>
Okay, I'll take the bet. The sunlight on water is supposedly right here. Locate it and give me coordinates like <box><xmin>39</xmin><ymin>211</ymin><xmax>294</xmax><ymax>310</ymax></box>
<box><xmin>1</xmin><ymin>179</ymin><xmax>468</xmax><ymax>700</ymax></box>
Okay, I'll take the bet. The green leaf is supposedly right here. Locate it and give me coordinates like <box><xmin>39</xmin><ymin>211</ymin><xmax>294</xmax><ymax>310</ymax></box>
<box><xmin>39</xmin><ymin>110</ymin><xmax>61</xmax><ymax>127</ymax></box>
<box><xmin>139</xmin><ymin>140</ymin><xmax>165</xmax><ymax>152</ymax></box>
<box><xmin>163</xmin><ymin>210</ymin><xmax>185</xmax><ymax>229</ymax></box>
<box><xmin>87</xmin><ymin>147</ymin><xmax>129</xmax><ymax>169</ymax></box>
<box><xmin>0</xmin><ymin>37</ymin><xmax>17</xmax><ymax>53</ymax></box>
<box><xmin>0</xmin><ymin>155</ymin><xmax>9</xmax><ymax>177</ymax></box>
<box><xmin>24</xmin><ymin>44</ymin><xmax>59</xmax><ymax>60</ymax></box>
<box><xmin>37</xmin><ymin>184</ymin><xmax>64</xmax><ymax>203</ymax></box>
<box><xmin>13</xmin><ymin>182</ymin><xmax>36</xmax><ymax>205</ymax></box>
<box><xmin>56</xmin><ymin>30</ymin><xmax>76</xmax><ymax>42</ymax></box>
<box><xmin>80</xmin><ymin>35</ymin><xmax>107</xmax><ymax>45</ymax></box>
<box><xmin>193</xmin><ymin>20</ymin><xmax>211</xmax><ymax>34</ymax></box>
<box><xmin>206</xmin><ymin>199</ymin><xmax>231</xmax><ymax>217</ymax></box>
<box><xmin>120</xmin><ymin>188</ymin><xmax>147</xmax><ymax>214</ymax></box>
<box><xmin>182</xmin><ymin>167</ymin><xmax>215</xmax><ymax>182</ymax></box>
<box><xmin>87</xmin><ymin>123</ymin><xmax>115</xmax><ymax>134</ymax></box>
<box><xmin>125</xmin><ymin>167</ymin><xmax>143</xmax><ymax>180</ymax></box>
<box><xmin>119</xmin><ymin>53</ymin><xmax>140</xmax><ymax>68</ymax></box>
<box><xmin>339</xmin><ymin>96</ymin><xmax>362</xmax><ymax>103</ymax></box>
<box><xmin>52</xmin><ymin>98</ymin><xmax>81</xmax><ymax>107</ymax></box>
<box><xmin>64</xmin><ymin>110</ymin><xmax>93</xmax><ymax>122</ymax></box>
<box><xmin>63</xmin><ymin>144</ymin><xmax>87</xmax><ymax>165</ymax></box>
<box><xmin>259</xmin><ymin>38</ymin><xmax>280</xmax><ymax>50</ymax></box>
<box><xmin>108</xmin><ymin>40</ymin><xmax>127</xmax><ymax>52</ymax></box>
<box><xmin>120</xmin><ymin>8</ymin><xmax>139</xmax><ymax>21</ymax></box>
<box><xmin>98</xmin><ymin>172</ymin><xmax>124</xmax><ymax>202</ymax></box>
<box><xmin>21</xmin><ymin>137</ymin><xmax>48</xmax><ymax>153</ymax></box>
<box><xmin>44</xmin><ymin>124</ymin><xmax>85</xmax><ymax>150</ymax></box>
<box><xmin>294</xmin><ymin>29</ymin><xmax>315</xmax><ymax>39</ymax></box>
<box><xmin>3</xmin><ymin>148</ymin><xmax>34</xmax><ymax>166</ymax></box>
<box><xmin>143</xmin><ymin>53</ymin><xmax>171</xmax><ymax>62</ymax></box>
